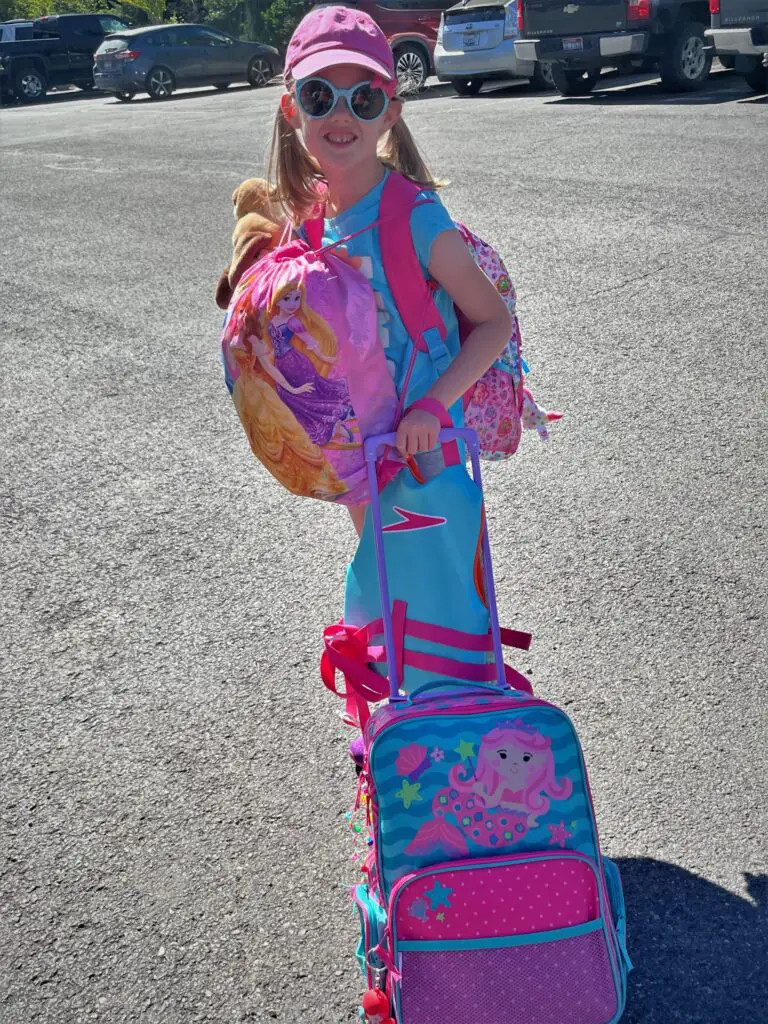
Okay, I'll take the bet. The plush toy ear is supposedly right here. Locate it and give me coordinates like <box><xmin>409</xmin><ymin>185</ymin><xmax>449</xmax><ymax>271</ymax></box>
<box><xmin>215</xmin><ymin>268</ymin><xmax>234</xmax><ymax>310</ymax></box>
<box><xmin>228</xmin><ymin>229</ymin><xmax>273</xmax><ymax>290</ymax></box>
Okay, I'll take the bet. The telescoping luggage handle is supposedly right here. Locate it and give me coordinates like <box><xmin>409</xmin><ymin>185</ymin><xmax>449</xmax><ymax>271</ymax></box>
<box><xmin>364</xmin><ymin>428</ymin><xmax>507</xmax><ymax>702</ymax></box>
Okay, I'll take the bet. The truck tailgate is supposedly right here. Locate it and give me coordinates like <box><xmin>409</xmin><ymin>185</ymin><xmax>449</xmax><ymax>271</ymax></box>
<box><xmin>717</xmin><ymin>0</ymin><xmax>768</xmax><ymax>25</ymax></box>
<box><xmin>521</xmin><ymin>0</ymin><xmax>627</xmax><ymax>37</ymax></box>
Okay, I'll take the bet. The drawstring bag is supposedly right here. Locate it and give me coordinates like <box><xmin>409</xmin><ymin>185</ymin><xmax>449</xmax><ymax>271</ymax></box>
<box><xmin>220</xmin><ymin>231</ymin><xmax>398</xmax><ymax>505</ymax></box>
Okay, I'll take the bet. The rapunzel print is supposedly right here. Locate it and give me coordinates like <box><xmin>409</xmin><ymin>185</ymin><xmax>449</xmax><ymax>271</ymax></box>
<box><xmin>222</xmin><ymin>302</ymin><xmax>347</xmax><ymax>499</ymax></box>
<box><xmin>258</xmin><ymin>281</ymin><xmax>357</xmax><ymax>447</ymax></box>
<box><xmin>404</xmin><ymin>720</ymin><xmax>573</xmax><ymax>856</ymax></box>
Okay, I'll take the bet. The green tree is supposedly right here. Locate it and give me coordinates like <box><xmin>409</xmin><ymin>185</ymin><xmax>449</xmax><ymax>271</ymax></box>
<box><xmin>260</xmin><ymin>0</ymin><xmax>308</xmax><ymax>48</ymax></box>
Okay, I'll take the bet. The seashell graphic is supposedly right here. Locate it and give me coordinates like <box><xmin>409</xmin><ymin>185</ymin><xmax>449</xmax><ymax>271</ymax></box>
<box><xmin>395</xmin><ymin>743</ymin><xmax>431</xmax><ymax>781</ymax></box>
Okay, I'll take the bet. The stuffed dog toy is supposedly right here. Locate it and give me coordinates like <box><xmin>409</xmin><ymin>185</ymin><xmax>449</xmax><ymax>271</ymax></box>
<box><xmin>215</xmin><ymin>178</ymin><xmax>284</xmax><ymax>310</ymax></box>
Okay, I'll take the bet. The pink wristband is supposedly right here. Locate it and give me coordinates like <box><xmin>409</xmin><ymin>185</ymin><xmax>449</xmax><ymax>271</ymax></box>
<box><xmin>405</xmin><ymin>398</ymin><xmax>460</xmax><ymax>467</ymax></box>
<box><xmin>407</xmin><ymin>397</ymin><xmax>451</xmax><ymax>427</ymax></box>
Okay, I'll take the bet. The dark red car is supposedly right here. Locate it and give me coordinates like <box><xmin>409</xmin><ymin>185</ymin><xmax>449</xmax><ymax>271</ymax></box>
<box><xmin>344</xmin><ymin>0</ymin><xmax>458</xmax><ymax>89</ymax></box>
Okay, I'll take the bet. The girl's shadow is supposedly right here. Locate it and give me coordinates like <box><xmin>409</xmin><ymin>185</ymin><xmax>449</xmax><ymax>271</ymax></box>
<box><xmin>619</xmin><ymin>858</ymin><xmax>767</xmax><ymax>1022</ymax></box>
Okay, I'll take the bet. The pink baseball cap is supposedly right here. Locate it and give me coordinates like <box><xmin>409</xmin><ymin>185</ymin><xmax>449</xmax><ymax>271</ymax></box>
<box><xmin>285</xmin><ymin>6</ymin><xmax>396</xmax><ymax>86</ymax></box>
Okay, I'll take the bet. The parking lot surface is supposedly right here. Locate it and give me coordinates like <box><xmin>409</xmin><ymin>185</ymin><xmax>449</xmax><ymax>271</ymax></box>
<box><xmin>1</xmin><ymin>70</ymin><xmax>767</xmax><ymax>1023</ymax></box>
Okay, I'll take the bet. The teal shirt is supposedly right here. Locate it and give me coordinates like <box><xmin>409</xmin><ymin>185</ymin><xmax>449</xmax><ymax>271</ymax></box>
<box><xmin>318</xmin><ymin>171</ymin><xmax>462</xmax><ymax>421</ymax></box>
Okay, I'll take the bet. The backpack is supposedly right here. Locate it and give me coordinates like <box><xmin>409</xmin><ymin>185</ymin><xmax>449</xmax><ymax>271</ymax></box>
<box><xmin>365</xmin><ymin>172</ymin><xmax>561</xmax><ymax>461</ymax></box>
<box><xmin>220</xmin><ymin>235</ymin><xmax>399</xmax><ymax>505</ymax></box>
<box><xmin>324</xmin><ymin>430</ymin><xmax>632</xmax><ymax>1024</ymax></box>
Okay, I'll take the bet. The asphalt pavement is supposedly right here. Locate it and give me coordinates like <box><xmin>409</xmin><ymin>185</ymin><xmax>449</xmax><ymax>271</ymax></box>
<box><xmin>1</xmin><ymin>69</ymin><xmax>767</xmax><ymax>1024</ymax></box>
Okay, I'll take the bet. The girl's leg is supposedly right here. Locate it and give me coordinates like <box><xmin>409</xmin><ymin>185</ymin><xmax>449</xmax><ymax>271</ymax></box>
<box><xmin>348</xmin><ymin>504</ymin><xmax>366</xmax><ymax>537</ymax></box>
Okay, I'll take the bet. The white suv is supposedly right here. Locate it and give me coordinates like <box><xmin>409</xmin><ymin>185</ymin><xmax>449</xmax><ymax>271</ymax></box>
<box><xmin>434</xmin><ymin>0</ymin><xmax>553</xmax><ymax>94</ymax></box>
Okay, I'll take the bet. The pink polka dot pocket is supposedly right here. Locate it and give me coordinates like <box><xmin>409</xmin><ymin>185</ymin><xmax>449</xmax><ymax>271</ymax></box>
<box><xmin>384</xmin><ymin>852</ymin><xmax>631</xmax><ymax>1024</ymax></box>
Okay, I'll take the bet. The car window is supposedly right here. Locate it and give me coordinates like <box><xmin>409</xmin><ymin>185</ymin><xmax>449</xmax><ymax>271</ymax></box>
<box><xmin>98</xmin><ymin>16</ymin><xmax>128</xmax><ymax>34</ymax></box>
<box><xmin>197</xmin><ymin>28</ymin><xmax>233</xmax><ymax>46</ymax></box>
<box><xmin>178</xmin><ymin>26</ymin><xmax>211</xmax><ymax>45</ymax></box>
<box><xmin>96</xmin><ymin>36</ymin><xmax>130</xmax><ymax>55</ymax></box>
<box><xmin>33</xmin><ymin>17</ymin><xmax>59</xmax><ymax>38</ymax></box>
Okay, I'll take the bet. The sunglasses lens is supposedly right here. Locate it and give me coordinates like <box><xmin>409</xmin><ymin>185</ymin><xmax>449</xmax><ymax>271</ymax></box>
<box><xmin>350</xmin><ymin>83</ymin><xmax>387</xmax><ymax>121</ymax></box>
<box><xmin>298</xmin><ymin>79</ymin><xmax>335</xmax><ymax>117</ymax></box>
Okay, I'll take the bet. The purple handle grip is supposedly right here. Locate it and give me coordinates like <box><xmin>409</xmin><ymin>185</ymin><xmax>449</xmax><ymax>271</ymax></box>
<box><xmin>363</xmin><ymin>429</ymin><xmax>506</xmax><ymax>701</ymax></box>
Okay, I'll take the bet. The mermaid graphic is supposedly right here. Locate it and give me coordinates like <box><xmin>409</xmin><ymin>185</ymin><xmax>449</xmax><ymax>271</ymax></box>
<box><xmin>404</xmin><ymin>720</ymin><xmax>573</xmax><ymax>857</ymax></box>
<box><xmin>253</xmin><ymin>280</ymin><xmax>356</xmax><ymax>447</ymax></box>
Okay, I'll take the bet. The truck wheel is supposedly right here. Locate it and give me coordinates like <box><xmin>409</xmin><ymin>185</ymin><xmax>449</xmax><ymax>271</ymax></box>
<box><xmin>531</xmin><ymin>62</ymin><xmax>556</xmax><ymax>90</ymax></box>
<box><xmin>452</xmin><ymin>78</ymin><xmax>483</xmax><ymax>96</ymax></box>
<box><xmin>744</xmin><ymin>61</ymin><xmax>768</xmax><ymax>93</ymax></box>
<box><xmin>147</xmin><ymin>66</ymin><xmax>175</xmax><ymax>100</ymax></box>
<box><xmin>394</xmin><ymin>44</ymin><xmax>428</xmax><ymax>94</ymax></box>
<box><xmin>551</xmin><ymin>64</ymin><xmax>598</xmax><ymax>96</ymax></box>
<box><xmin>14</xmin><ymin>66</ymin><xmax>47</xmax><ymax>103</ymax></box>
<box><xmin>658</xmin><ymin>21</ymin><xmax>712</xmax><ymax>91</ymax></box>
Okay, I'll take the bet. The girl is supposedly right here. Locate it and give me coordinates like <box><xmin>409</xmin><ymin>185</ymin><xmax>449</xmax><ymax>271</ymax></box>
<box><xmin>269</xmin><ymin>5</ymin><xmax>513</xmax><ymax>534</ymax></box>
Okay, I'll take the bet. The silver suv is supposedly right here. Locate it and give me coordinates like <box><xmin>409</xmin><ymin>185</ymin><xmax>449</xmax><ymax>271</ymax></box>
<box><xmin>434</xmin><ymin>0</ymin><xmax>553</xmax><ymax>94</ymax></box>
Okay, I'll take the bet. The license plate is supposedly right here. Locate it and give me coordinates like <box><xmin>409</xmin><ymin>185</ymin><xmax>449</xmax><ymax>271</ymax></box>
<box><xmin>562</xmin><ymin>36</ymin><xmax>584</xmax><ymax>51</ymax></box>
<box><xmin>464</xmin><ymin>33</ymin><xmax>479</xmax><ymax>47</ymax></box>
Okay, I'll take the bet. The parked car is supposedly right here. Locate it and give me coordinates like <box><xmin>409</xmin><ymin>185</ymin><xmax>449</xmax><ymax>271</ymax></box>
<box><xmin>0</xmin><ymin>13</ymin><xmax>129</xmax><ymax>102</ymax></box>
<box><xmin>332</xmin><ymin>0</ymin><xmax>456</xmax><ymax>91</ymax></box>
<box><xmin>514</xmin><ymin>0</ymin><xmax>714</xmax><ymax>96</ymax></box>
<box><xmin>93</xmin><ymin>23</ymin><xmax>282</xmax><ymax>101</ymax></box>
<box><xmin>434</xmin><ymin>0</ymin><xmax>554</xmax><ymax>93</ymax></box>
<box><xmin>706</xmin><ymin>0</ymin><xmax>768</xmax><ymax>92</ymax></box>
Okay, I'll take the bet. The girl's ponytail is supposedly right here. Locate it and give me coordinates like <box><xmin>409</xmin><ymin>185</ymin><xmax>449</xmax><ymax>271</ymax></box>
<box><xmin>378</xmin><ymin>116</ymin><xmax>446</xmax><ymax>192</ymax></box>
<box><xmin>267</xmin><ymin>104</ymin><xmax>324</xmax><ymax>224</ymax></box>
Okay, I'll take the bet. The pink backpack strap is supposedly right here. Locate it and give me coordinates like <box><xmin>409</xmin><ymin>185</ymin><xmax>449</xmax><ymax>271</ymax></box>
<box><xmin>302</xmin><ymin>181</ymin><xmax>329</xmax><ymax>250</ymax></box>
<box><xmin>379</xmin><ymin>172</ymin><xmax>451</xmax><ymax>375</ymax></box>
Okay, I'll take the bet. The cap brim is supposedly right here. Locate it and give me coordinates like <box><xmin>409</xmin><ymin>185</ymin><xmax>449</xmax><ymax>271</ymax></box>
<box><xmin>290</xmin><ymin>49</ymin><xmax>394</xmax><ymax>83</ymax></box>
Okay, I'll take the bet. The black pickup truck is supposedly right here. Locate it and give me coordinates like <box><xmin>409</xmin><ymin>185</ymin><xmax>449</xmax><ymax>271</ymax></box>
<box><xmin>514</xmin><ymin>0</ymin><xmax>714</xmax><ymax>95</ymax></box>
<box><xmin>0</xmin><ymin>12</ymin><xmax>129</xmax><ymax>102</ymax></box>
<box><xmin>706</xmin><ymin>0</ymin><xmax>768</xmax><ymax>91</ymax></box>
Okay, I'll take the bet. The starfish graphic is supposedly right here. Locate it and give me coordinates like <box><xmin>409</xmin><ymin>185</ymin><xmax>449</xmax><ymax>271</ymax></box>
<box><xmin>436</xmin><ymin>912</ymin><xmax>446</xmax><ymax>923</ymax></box>
<box><xmin>396</xmin><ymin>779</ymin><xmax>423</xmax><ymax>810</ymax></box>
<box><xmin>424</xmin><ymin>880</ymin><xmax>453</xmax><ymax>911</ymax></box>
<box><xmin>548</xmin><ymin>821</ymin><xmax>573</xmax><ymax>848</ymax></box>
<box><xmin>409</xmin><ymin>899</ymin><xmax>429</xmax><ymax>921</ymax></box>
<box><xmin>454</xmin><ymin>739</ymin><xmax>476</xmax><ymax>761</ymax></box>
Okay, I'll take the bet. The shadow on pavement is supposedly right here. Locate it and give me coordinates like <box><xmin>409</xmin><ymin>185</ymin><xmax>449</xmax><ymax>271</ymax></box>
<box><xmin>619</xmin><ymin>857</ymin><xmax>767</xmax><ymax>1023</ymax></box>
<box><xmin>0</xmin><ymin>87</ymin><xmax>102</xmax><ymax>109</ymax></box>
<box><xmin>124</xmin><ymin>81</ymin><xmax>278</xmax><ymax>106</ymax></box>
<box><xmin>1</xmin><ymin>81</ymin><xmax>279</xmax><ymax>110</ymax></box>
<box><xmin>549</xmin><ymin>69</ymin><xmax>751</xmax><ymax>106</ymax></box>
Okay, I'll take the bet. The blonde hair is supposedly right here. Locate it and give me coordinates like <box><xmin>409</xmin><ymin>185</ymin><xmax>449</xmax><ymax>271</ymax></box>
<box><xmin>263</xmin><ymin>279</ymin><xmax>338</xmax><ymax>377</ymax></box>
<box><xmin>267</xmin><ymin>89</ymin><xmax>445</xmax><ymax>225</ymax></box>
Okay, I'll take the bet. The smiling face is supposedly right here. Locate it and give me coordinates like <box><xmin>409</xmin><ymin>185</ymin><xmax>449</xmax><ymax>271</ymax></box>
<box><xmin>277</xmin><ymin>288</ymin><xmax>302</xmax><ymax>315</ymax></box>
<box><xmin>283</xmin><ymin>65</ymin><xmax>400</xmax><ymax>180</ymax></box>
<box><xmin>489</xmin><ymin>741</ymin><xmax>546</xmax><ymax>787</ymax></box>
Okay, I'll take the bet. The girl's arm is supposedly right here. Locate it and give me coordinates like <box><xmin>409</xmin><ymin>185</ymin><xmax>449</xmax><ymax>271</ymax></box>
<box><xmin>395</xmin><ymin>230</ymin><xmax>511</xmax><ymax>456</ymax></box>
